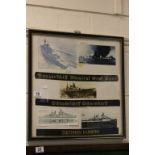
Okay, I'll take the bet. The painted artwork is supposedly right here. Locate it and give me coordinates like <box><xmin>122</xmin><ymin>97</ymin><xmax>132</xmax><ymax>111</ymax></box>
<box><xmin>39</xmin><ymin>39</ymin><xmax>77</xmax><ymax>69</ymax></box>
<box><xmin>60</xmin><ymin>82</ymin><xmax>96</xmax><ymax>99</ymax></box>
<box><xmin>79</xmin><ymin>44</ymin><xmax>116</xmax><ymax>65</ymax></box>
<box><xmin>82</xmin><ymin>112</ymin><xmax>117</xmax><ymax>128</ymax></box>
<box><xmin>39</xmin><ymin>109</ymin><xmax>78</xmax><ymax>124</ymax></box>
<box><xmin>36</xmin><ymin>107</ymin><xmax>81</xmax><ymax>129</ymax></box>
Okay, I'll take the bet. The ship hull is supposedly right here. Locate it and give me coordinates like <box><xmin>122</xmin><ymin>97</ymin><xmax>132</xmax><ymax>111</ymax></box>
<box><xmin>79</xmin><ymin>56</ymin><xmax>115</xmax><ymax>65</ymax></box>
<box><xmin>64</xmin><ymin>89</ymin><xmax>96</xmax><ymax>98</ymax></box>
<box><xmin>82</xmin><ymin>119</ymin><xmax>117</xmax><ymax>129</ymax></box>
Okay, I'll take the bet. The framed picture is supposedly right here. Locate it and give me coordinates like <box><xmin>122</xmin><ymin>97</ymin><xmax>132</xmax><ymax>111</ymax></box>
<box><xmin>28</xmin><ymin>29</ymin><xmax>125</xmax><ymax>140</ymax></box>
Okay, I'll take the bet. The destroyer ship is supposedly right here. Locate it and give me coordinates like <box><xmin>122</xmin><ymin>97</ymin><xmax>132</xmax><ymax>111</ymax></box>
<box><xmin>61</xmin><ymin>83</ymin><xmax>96</xmax><ymax>98</ymax></box>
<box><xmin>39</xmin><ymin>109</ymin><xmax>77</xmax><ymax>124</ymax></box>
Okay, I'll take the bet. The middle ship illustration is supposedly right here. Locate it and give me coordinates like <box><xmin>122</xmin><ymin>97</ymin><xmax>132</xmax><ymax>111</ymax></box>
<box><xmin>61</xmin><ymin>83</ymin><xmax>96</xmax><ymax>98</ymax></box>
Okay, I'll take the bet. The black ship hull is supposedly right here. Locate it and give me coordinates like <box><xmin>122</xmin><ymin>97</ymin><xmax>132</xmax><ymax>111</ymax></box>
<box><xmin>82</xmin><ymin>119</ymin><xmax>117</xmax><ymax>129</ymax></box>
<box><xmin>79</xmin><ymin>56</ymin><xmax>116</xmax><ymax>65</ymax></box>
<box><xmin>82</xmin><ymin>119</ymin><xmax>118</xmax><ymax>134</ymax></box>
<box><xmin>63</xmin><ymin>89</ymin><xmax>96</xmax><ymax>98</ymax></box>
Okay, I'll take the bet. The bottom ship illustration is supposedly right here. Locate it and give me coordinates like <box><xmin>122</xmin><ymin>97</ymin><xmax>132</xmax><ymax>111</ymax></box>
<box><xmin>39</xmin><ymin>109</ymin><xmax>77</xmax><ymax>124</ymax></box>
<box><xmin>82</xmin><ymin>113</ymin><xmax>118</xmax><ymax>134</ymax></box>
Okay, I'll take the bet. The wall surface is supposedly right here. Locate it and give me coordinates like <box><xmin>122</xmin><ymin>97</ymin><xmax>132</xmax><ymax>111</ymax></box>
<box><xmin>26</xmin><ymin>0</ymin><xmax>129</xmax><ymax>146</ymax></box>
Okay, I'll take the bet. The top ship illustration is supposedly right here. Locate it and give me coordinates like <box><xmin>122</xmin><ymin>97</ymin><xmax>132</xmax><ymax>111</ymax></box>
<box><xmin>40</xmin><ymin>40</ymin><xmax>76</xmax><ymax>69</ymax></box>
<box><xmin>79</xmin><ymin>45</ymin><xmax>115</xmax><ymax>65</ymax></box>
<box><xmin>61</xmin><ymin>83</ymin><xmax>96</xmax><ymax>98</ymax></box>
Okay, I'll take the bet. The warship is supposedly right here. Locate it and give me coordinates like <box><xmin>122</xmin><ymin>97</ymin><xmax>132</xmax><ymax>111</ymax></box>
<box><xmin>39</xmin><ymin>109</ymin><xmax>77</xmax><ymax>124</ymax></box>
<box><xmin>82</xmin><ymin>113</ymin><xmax>118</xmax><ymax>129</ymax></box>
<box><xmin>79</xmin><ymin>45</ymin><xmax>115</xmax><ymax>65</ymax></box>
<box><xmin>40</xmin><ymin>40</ymin><xmax>76</xmax><ymax>69</ymax></box>
<box><xmin>40</xmin><ymin>40</ymin><xmax>67</xmax><ymax>69</ymax></box>
<box><xmin>61</xmin><ymin>83</ymin><xmax>96</xmax><ymax>98</ymax></box>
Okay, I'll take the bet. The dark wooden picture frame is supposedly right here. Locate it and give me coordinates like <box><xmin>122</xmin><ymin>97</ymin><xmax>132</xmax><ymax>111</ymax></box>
<box><xmin>27</xmin><ymin>29</ymin><xmax>125</xmax><ymax>141</ymax></box>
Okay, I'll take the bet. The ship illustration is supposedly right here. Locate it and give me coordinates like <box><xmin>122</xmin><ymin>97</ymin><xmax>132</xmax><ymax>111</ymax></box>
<box><xmin>40</xmin><ymin>40</ymin><xmax>76</xmax><ymax>69</ymax></box>
<box><xmin>79</xmin><ymin>45</ymin><xmax>115</xmax><ymax>65</ymax></box>
<box><xmin>82</xmin><ymin>113</ymin><xmax>118</xmax><ymax>130</ymax></box>
<box><xmin>39</xmin><ymin>109</ymin><xmax>77</xmax><ymax>124</ymax></box>
<box><xmin>61</xmin><ymin>83</ymin><xmax>96</xmax><ymax>98</ymax></box>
